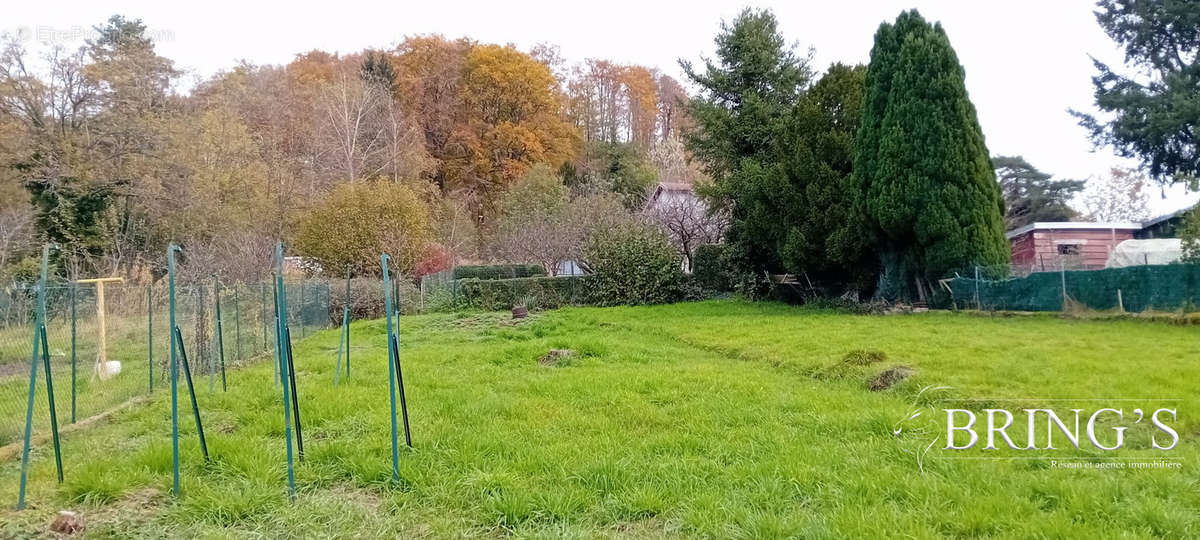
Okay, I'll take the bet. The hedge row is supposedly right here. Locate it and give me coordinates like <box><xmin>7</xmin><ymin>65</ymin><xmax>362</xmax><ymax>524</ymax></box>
<box><xmin>327</xmin><ymin>278</ymin><xmax>421</xmax><ymax>322</ymax></box>
<box><xmin>457</xmin><ymin>274</ymin><xmax>718</xmax><ymax>311</ymax></box>
<box><xmin>458</xmin><ymin>276</ymin><xmax>593</xmax><ymax>311</ymax></box>
<box><xmin>453</xmin><ymin>264</ymin><xmax>547</xmax><ymax>280</ymax></box>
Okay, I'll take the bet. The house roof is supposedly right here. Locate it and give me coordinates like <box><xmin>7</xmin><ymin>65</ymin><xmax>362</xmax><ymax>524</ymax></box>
<box><xmin>1005</xmin><ymin>221</ymin><xmax>1143</xmax><ymax>240</ymax></box>
<box><xmin>1141</xmin><ymin>207</ymin><xmax>1191</xmax><ymax>229</ymax></box>
<box><xmin>645</xmin><ymin>182</ymin><xmax>696</xmax><ymax>209</ymax></box>
<box><xmin>656</xmin><ymin>182</ymin><xmax>693</xmax><ymax>193</ymax></box>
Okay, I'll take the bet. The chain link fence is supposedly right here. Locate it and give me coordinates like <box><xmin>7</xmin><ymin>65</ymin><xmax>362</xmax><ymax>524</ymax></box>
<box><xmin>0</xmin><ymin>279</ymin><xmax>330</xmax><ymax>451</ymax></box>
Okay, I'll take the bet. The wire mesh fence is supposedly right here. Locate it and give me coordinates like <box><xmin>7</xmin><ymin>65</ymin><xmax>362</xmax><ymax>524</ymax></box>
<box><xmin>3</xmin><ymin>263</ymin><xmax>563</xmax><ymax>476</ymax></box>
<box><xmin>0</xmin><ymin>279</ymin><xmax>330</xmax><ymax>451</ymax></box>
<box><xmin>945</xmin><ymin>259</ymin><xmax>1200</xmax><ymax>313</ymax></box>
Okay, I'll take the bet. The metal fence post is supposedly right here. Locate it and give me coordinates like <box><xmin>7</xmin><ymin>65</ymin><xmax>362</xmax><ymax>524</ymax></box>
<box><xmin>201</xmin><ymin>285</ymin><xmax>214</xmax><ymax>393</ymax></box>
<box><xmin>214</xmin><ymin>277</ymin><xmax>226</xmax><ymax>392</ymax></box>
<box><xmin>148</xmin><ymin>284</ymin><xmax>154</xmax><ymax>393</ymax></box>
<box><xmin>1060</xmin><ymin>260</ymin><xmax>1068</xmax><ymax>310</ymax></box>
<box><xmin>70</xmin><ymin>282</ymin><xmax>77</xmax><ymax>423</ymax></box>
<box><xmin>274</xmin><ymin>244</ymin><xmax>297</xmax><ymax>501</ymax></box>
<box><xmin>343</xmin><ymin>271</ymin><xmax>351</xmax><ymax>380</ymax></box>
<box><xmin>39</xmin><ymin>323</ymin><xmax>63</xmax><ymax>484</ymax></box>
<box><xmin>174</xmin><ymin>326</ymin><xmax>209</xmax><ymax>462</ymax></box>
<box><xmin>973</xmin><ymin>266</ymin><xmax>981</xmax><ymax>311</ymax></box>
<box><xmin>299</xmin><ymin>280</ymin><xmax>306</xmax><ymax>338</ymax></box>
<box><xmin>383</xmin><ymin>255</ymin><xmax>401</xmax><ymax>482</ymax></box>
<box><xmin>168</xmin><ymin>246</ymin><xmax>181</xmax><ymax>495</ymax></box>
<box><xmin>335</xmin><ymin>268</ymin><xmax>351</xmax><ymax>385</ymax></box>
<box><xmin>233</xmin><ymin>286</ymin><xmax>242</xmax><ymax>363</ymax></box>
<box><xmin>271</xmin><ymin>278</ymin><xmax>279</xmax><ymax>385</ymax></box>
<box><xmin>17</xmin><ymin>246</ymin><xmax>60</xmax><ymax>510</ymax></box>
<box><xmin>261</xmin><ymin>282</ymin><xmax>268</xmax><ymax>353</ymax></box>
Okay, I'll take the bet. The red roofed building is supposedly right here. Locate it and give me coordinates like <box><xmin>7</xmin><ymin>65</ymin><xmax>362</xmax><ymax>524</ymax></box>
<box><xmin>1006</xmin><ymin>222</ymin><xmax>1142</xmax><ymax>273</ymax></box>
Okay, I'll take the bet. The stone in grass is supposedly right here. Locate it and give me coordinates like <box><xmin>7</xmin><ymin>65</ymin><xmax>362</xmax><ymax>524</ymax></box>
<box><xmin>538</xmin><ymin>349</ymin><xmax>574</xmax><ymax>367</ymax></box>
<box><xmin>50</xmin><ymin>510</ymin><xmax>84</xmax><ymax>535</ymax></box>
<box><xmin>869</xmin><ymin>366</ymin><xmax>915</xmax><ymax>391</ymax></box>
<box><xmin>841</xmin><ymin>349</ymin><xmax>887</xmax><ymax>366</ymax></box>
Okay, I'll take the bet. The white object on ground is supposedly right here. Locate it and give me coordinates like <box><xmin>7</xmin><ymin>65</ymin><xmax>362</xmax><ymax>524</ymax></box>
<box><xmin>96</xmin><ymin>360</ymin><xmax>122</xmax><ymax>380</ymax></box>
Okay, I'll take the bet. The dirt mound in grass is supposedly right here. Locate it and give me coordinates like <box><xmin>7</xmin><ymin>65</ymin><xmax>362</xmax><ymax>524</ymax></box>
<box><xmin>813</xmin><ymin>349</ymin><xmax>889</xmax><ymax>381</ymax></box>
<box><xmin>841</xmin><ymin>349</ymin><xmax>887</xmax><ymax>366</ymax></box>
<box><xmin>50</xmin><ymin>511</ymin><xmax>84</xmax><ymax>535</ymax></box>
<box><xmin>538</xmin><ymin>349</ymin><xmax>574</xmax><ymax>367</ymax></box>
<box><xmin>869</xmin><ymin>366</ymin><xmax>915</xmax><ymax>391</ymax></box>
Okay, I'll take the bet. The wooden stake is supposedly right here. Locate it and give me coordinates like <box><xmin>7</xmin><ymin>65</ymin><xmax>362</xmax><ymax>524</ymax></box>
<box><xmin>76</xmin><ymin>276</ymin><xmax>124</xmax><ymax>378</ymax></box>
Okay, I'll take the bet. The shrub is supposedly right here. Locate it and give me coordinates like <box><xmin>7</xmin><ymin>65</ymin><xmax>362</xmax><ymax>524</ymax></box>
<box><xmin>459</xmin><ymin>276</ymin><xmax>591</xmax><ymax>311</ymax></box>
<box><xmin>692</xmin><ymin>244</ymin><xmax>736</xmax><ymax>292</ymax></box>
<box><xmin>582</xmin><ymin>223</ymin><xmax>685</xmax><ymax>306</ymax></box>
<box><xmin>1181</xmin><ymin>207</ymin><xmax>1200</xmax><ymax>264</ymax></box>
<box><xmin>293</xmin><ymin>180</ymin><xmax>432</xmax><ymax>276</ymax></box>
<box><xmin>414</xmin><ymin>243</ymin><xmax>453</xmax><ymax>277</ymax></box>
<box><xmin>454</xmin><ymin>264</ymin><xmax>547</xmax><ymax>280</ymax></box>
<box><xmin>327</xmin><ymin>278</ymin><xmax>421</xmax><ymax>322</ymax></box>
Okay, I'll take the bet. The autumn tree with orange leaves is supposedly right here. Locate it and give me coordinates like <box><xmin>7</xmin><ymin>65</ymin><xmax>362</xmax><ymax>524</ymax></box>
<box><xmin>460</xmin><ymin>44</ymin><xmax>578</xmax><ymax>201</ymax></box>
<box><xmin>0</xmin><ymin>16</ymin><xmax>694</xmax><ymax>280</ymax></box>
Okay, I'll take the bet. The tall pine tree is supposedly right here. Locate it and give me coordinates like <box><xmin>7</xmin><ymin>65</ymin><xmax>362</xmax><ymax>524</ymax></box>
<box><xmin>993</xmin><ymin>155</ymin><xmax>1084</xmax><ymax>229</ymax></box>
<box><xmin>1073</xmin><ymin>0</ymin><xmax>1199</xmax><ymax>184</ymax></box>
<box><xmin>681</xmin><ymin>8</ymin><xmax>812</xmax><ymax>271</ymax></box>
<box><xmin>853</xmin><ymin>10</ymin><xmax>1008</xmax><ymax>302</ymax></box>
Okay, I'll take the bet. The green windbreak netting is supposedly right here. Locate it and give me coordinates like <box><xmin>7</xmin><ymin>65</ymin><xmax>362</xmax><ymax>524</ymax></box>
<box><xmin>948</xmin><ymin>264</ymin><xmax>1200</xmax><ymax>312</ymax></box>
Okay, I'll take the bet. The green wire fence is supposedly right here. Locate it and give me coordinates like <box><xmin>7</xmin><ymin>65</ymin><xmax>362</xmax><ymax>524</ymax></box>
<box><xmin>2</xmin><ymin>260</ymin><xmax>331</xmax><ymax>506</ymax></box>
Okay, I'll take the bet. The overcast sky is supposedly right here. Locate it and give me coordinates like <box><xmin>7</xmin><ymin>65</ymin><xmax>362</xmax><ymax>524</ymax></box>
<box><xmin>6</xmin><ymin>0</ymin><xmax>1195</xmax><ymax>217</ymax></box>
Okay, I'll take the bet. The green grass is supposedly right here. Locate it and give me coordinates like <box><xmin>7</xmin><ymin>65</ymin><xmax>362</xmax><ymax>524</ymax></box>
<box><xmin>2</xmin><ymin>300</ymin><xmax>1198</xmax><ymax>537</ymax></box>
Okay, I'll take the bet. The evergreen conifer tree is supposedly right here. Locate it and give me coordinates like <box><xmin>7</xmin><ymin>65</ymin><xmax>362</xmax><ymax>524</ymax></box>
<box><xmin>853</xmin><ymin>10</ymin><xmax>1008</xmax><ymax>301</ymax></box>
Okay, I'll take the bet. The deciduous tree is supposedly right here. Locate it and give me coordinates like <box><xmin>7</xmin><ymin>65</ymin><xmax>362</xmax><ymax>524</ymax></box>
<box><xmin>460</xmin><ymin>45</ymin><xmax>578</xmax><ymax>202</ymax></box>
<box><xmin>647</xmin><ymin>183</ymin><xmax>726</xmax><ymax>272</ymax></box>
<box><xmin>394</xmin><ymin>36</ymin><xmax>473</xmax><ymax>191</ymax></box>
<box><xmin>1081</xmin><ymin>166</ymin><xmax>1150</xmax><ymax>222</ymax></box>
<box><xmin>293</xmin><ymin>180</ymin><xmax>432</xmax><ymax>275</ymax></box>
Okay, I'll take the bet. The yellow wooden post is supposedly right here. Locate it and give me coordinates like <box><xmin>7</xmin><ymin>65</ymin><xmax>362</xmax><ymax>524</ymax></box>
<box><xmin>77</xmin><ymin>277</ymin><xmax>124</xmax><ymax>377</ymax></box>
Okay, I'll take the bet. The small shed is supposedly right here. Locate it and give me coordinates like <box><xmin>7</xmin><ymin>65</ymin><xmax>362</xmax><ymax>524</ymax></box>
<box><xmin>1007</xmin><ymin>222</ymin><xmax>1142</xmax><ymax>272</ymax></box>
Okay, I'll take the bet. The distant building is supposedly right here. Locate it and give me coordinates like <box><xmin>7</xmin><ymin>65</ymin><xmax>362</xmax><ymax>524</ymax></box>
<box><xmin>645</xmin><ymin>182</ymin><xmax>701</xmax><ymax>212</ymax></box>
<box><xmin>1006</xmin><ymin>208</ymin><xmax>1194</xmax><ymax>273</ymax></box>
<box><xmin>1006</xmin><ymin>222</ymin><xmax>1142</xmax><ymax>272</ymax></box>
<box><xmin>644</xmin><ymin>182</ymin><xmax>725</xmax><ymax>273</ymax></box>
<box><xmin>282</xmin><ymin>256</ymin><xmax>321</xmax><ymax>277</ymax></box>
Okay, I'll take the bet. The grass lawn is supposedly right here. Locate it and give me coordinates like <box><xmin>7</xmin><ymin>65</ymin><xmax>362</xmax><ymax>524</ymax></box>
<box><xmin>1</xmin><ymin>300</ymin><xmax>1198</xmax><ymax>538</ymax></box>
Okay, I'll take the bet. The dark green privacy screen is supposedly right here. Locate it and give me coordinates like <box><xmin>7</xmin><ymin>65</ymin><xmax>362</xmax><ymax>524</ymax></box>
<box><xmin>949</xmin><ymin>264</ymin><xmax>1200</xmax><ymax>312</ymax></box>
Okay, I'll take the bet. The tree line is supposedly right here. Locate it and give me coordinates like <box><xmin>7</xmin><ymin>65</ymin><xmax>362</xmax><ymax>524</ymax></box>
<box><xmin>683</xmin><ymin>1</ymin><xmax>1196</xmax><ymax>302</ymax></box>
<box><xmin>0</xmin><ymin>18</ymin><xmax>702</xmax><ymax>283</ymax></box>
<box><xmin>1</xmin><ymin>0</ymin><xmax>1195</xmax><ymax>300</ymax></box>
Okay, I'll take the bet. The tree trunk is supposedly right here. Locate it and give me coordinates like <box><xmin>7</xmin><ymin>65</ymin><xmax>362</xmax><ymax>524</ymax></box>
<box><xmin>913</xmin><ymin>275</ymin><xmax>927</xmax><ymax>304</ymax></box>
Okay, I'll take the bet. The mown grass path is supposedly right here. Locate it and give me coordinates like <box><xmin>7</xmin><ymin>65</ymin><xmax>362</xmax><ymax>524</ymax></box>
<box><xmin>2</xmin><ymin>301</ymin><xmax>1198</xmax><ymax>537</ymax></box>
